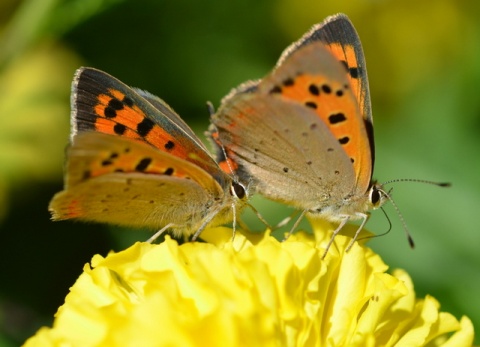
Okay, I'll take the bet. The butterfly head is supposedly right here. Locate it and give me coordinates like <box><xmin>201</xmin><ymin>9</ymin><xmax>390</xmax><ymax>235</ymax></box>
<box><xmin>367</xmin><ymin>181</ymin><xmax>389</xmax><ymax>211</ymax></box>
<box><xmin>230</xmin><ymin>181</ymin><xmax>247</xmax><ymax>200</ymax></box>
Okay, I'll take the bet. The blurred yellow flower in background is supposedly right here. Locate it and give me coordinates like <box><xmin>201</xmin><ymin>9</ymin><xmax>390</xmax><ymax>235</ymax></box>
<box><xmin>23</xmin><ymin>224</ymin><xmax>474</xmax><ymax>346</ymax></box>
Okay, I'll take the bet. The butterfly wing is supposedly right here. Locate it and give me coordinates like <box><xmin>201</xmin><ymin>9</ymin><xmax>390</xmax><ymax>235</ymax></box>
<box><xmin>212</xmin><ymin>92</ymin><xmax>354</xmax><ymax>212</ymax></box>
<box><xmin>211</xmin><ymin>40</ymin><xmax>372</xmax><ymax>217</ymax></box>
<box><xmin>72</xmin><ymin>67</ymin><xmax>227</xmax><ymax>185</ymax></box>
<box><xmin>49</xmin><ymin>132</ymin><xmax>230</xmax><ymax>235</ymax></box>
<box><xmin>259</xmin><ymin>40</ymin><xmax>373</xmax><ymax>194</ymax></box>
<box><xmin>278</xmin><ymin>13</ymin><xmax>372</xmax><ymax>134</ymax></box>
<box><xmin>220</xmin><ymin>14</ymin><xmax>371</xmax><ymax>128</ymax></box>
<box><xmin>134</xmin><ymin>88</ymin><xmax>210</xmax><ymax>152</ymax></box>
<box><xmin>214</xmin><ymin>14</ymin><xmax>373</xmax><ymax>190</ymax></box>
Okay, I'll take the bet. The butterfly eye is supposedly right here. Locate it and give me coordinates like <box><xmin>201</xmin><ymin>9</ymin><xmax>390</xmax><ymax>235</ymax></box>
<box><xmin>370</xmin><ymin>186</ymin><xmax>381</xmax><ymax>206</ymax></box>
<box><xmin>231</xmin><ymin>182</ymin><xmax>246</xmax><ymax>199</ymax></box>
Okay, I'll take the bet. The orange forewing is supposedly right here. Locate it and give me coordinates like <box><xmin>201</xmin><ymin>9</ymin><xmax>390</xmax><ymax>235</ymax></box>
<box><xmin>74</xmin><ymin>68</ymin><xmax>219</xmax><ymax>176</ymax></box>
<box><xmin>324</xmin><ymin>43</ymin><xmax>364</xmax><ymax>114</ymax></box>
<box><xmin>273</xmin><ymin>74</ymin><xmax>368</xmax><ymax>172</ymax></box>
<box><xmin>93</xmin><ymin>91</ymin><xmax>191</xmax><ymax>161</ymax></box>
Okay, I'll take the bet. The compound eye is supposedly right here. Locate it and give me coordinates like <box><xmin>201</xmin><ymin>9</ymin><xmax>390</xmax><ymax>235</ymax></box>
<box><xmin>231</xmin><ymin>182</ymin><xmax>246</xmax><ymax>199</ymax></box>
<box><xmin>370</xmin><ymin>187</ymin><xmax>381</xmax><ymax>206</ymax></box>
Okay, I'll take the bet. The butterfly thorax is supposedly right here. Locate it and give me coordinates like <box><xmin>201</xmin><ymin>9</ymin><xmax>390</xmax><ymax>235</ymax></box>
<box><xmin>307</xmin><ymin>181</ymin><xmax>386</xmax><ymax>223</ymax></box>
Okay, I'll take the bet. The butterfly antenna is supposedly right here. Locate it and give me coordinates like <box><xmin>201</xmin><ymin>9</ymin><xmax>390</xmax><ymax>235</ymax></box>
<box><xmin>379</xmin><ymin>178</ymin><xmax>450</xmax><ymax>248</ymax></box>
<box><xmin>358</xmin><ymin>179</ymin><xmax>449</xmax><ymax>247</ymax></box>
<box><xmin>208</xmin><ymin>124</ymin><xmax>238</xmax><ymax>181</ymax></box>
<box><xmin>382</xmin><ymin>178</ymin><xmax>451</xmax><ymax>188</ymax></box>
<box><xmin>208</xmin><ymin>102</ymin><xmax>249</xmax><ymax>238</ymax></box>
<box><xmin>231</xmin><ymin>201</ymin><xmax>237</xmax><ymax>241</ymax></box>
<box><xmin>378</xmin><ymin>188</ymin><xmax>415</xmax><ymax>248</ymax></box>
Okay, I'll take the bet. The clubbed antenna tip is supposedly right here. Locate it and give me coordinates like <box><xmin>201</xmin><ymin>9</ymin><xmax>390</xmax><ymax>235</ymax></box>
<box><xmin>407</xmin><ymin>234</ymin><xmax>415</xmax><ymax>249</ymax></box>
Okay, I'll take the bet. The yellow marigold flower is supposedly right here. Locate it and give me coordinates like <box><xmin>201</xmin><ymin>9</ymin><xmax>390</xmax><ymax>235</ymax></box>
<box><xmin>23</xmin><ymin>223</ymin><xmax>474</xmax><ymax>346</ymax></box>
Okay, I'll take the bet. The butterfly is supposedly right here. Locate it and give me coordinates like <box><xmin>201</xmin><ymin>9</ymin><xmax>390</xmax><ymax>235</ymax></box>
<box><xmin>209</xmin><ymin>13</ymin><xmax>389</xmax><ymax>254</ymax></box>
<box><xmin>49</xmin><ymin>67</ymin><xmax>248</xmax><ymax>240</ymax></box>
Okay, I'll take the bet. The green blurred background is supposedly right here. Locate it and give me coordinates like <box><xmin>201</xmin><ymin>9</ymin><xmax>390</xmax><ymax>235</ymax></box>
<box><xmin>1</xmin><ymin>0</ymin><xmax>479</xmax><ymax>345</ymax></box>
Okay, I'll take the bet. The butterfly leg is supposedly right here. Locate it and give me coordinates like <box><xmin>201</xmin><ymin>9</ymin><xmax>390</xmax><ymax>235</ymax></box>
<box><xmin>273</xmin><ymin>209</ymin><xmax>300</xmax><ymax>231</ymax></box>
<box><xmin>282</xmin><ymin>209</ymin><xmax>308</xmax><ymax>241</ymax></box>
<box><xmin>191</xmin><ymin>203</ymin><xmax>231</xmax><ymax>242</ymax></box>
<box><xmin>345</xmin><ymin>212</ymin><xmax>370</xmax><ymax>252</ymax></box>
<box><xmin>191</xmin><ymin>222</ymin><xmax>210</xmax><ymax>241</ymax></box>
<box><xmin>321</xmin><ymin>217</ymin><xmax>350</xmax><ymax>259</ymax></box>
<box><xmin>237</xmin><ymin>206</ymin><xmax>299</xmax><ymax>236</ymax></box>
<box><xmin>147</xmin><ymin>223</ymin><xmax>176</xmax><ymax>243</ymax></box>
<box><xmin>244</xmin><ymin>202</ymin><xmax>276</xmax><ymax>230</ymax></box>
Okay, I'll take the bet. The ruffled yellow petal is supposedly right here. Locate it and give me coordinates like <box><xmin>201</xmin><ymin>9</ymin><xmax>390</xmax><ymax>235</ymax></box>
<box><xmin>23</xmin><ymin>224</ymin><xmax>474</xmax><ymax>347</ymax></box>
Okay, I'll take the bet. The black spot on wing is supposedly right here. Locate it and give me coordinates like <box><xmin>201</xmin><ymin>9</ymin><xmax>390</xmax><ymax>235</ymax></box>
<box><xmin>283</xmin><ymin>78</ymin><xmax>294</xmax><ymax>86</ymax></box>
<box><xmin>108</xmin><ymin>98</ymin><xmax>124</xmax><ymax>111</ymax></box>
<box><xmin>114</xmin><ymin>123</ymin><xmax>126</xmax><ymax>135</ymax></box>
<box><xmin>164</xmin><ymin>140</ymin><xmax>175</xmax><ymax>150</ymax></box>
<box><xmin>321</xmin><ymin>84</ymin><xmax>332</xmax><ymax>93</ymax></box>
<box><xmin>269</xmin><ymin>85</ymin><xmax>282</xmax><ymax>94</ymax></box>
<box><xmin>137</xmin><ymin>118</ymin><xmax>155</xmax><ymax>137</ymax></box>
<box><xmin>123</xmin><ymin>96</ymin><xmax>134</xmax><ymax>107</ymax></box>
<box><xmin>135</xmin><ymin>157</ymin><xmax>152</xmax><ymax>172</ymax></box>
<box><xmin>101</xmin><ymin>159</ymin><xmax>113</xmax><ymax>166</ymax></box>
<box><xmin>349</xmin><ymin>67</ymin><xmax>359</xmax><ymax>79</ymax></box>
<box><xmin>328</xmin><ymin>113</ymin><xmax>347</xmax><ymax>125</ymax></box>
<box><xmin>309</xmin><ymin>84</ymin><xmax>320</xmax><ymax>96</ymax></box>
<box><xmin>104</xmin><ymin>107</ymin><xmax>117</xmax><ymax>118</ymax></box>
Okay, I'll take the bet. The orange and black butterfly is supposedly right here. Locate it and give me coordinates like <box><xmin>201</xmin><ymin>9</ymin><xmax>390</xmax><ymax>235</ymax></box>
<box><xmin>209</xmin><ymin>13</ymin><xmax>386</xmax><ymax>253</ymax></box>
<box><xmin>50</xmin><ymin>67</ymin><xmax>248</xmax><ymax>239</ymax></box>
